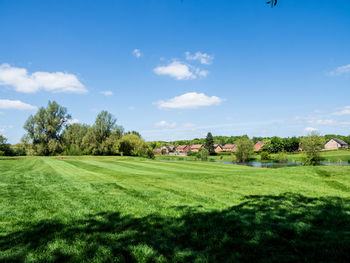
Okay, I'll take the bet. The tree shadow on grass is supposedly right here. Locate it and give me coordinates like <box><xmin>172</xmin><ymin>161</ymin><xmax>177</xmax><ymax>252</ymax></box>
<box><xmin>1</xmin><ymin>193</ymin><xmax>350</xmax><ymax>262</ymax></box>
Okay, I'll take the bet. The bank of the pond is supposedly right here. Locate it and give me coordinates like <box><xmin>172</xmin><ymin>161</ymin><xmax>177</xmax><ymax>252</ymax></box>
<box><xmin>159</xmin><ymin>159</ymin><xmax>350</xmax><ymax>168</ymax></box>
<box><xmin>155</xmin><ymin>149</ymin><xmax>350</xmax><ymax>164</ymax></box>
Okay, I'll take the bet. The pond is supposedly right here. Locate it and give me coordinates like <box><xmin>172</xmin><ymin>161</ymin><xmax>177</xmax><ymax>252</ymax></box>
<box><xmin>220</xmin><ymin>161</ymin><xmax>350</xmax><ymax>168</ymax></box>
<box><xmin>159</xmin><ymin>159</ymin><xmax>350</xmax><ymax>168</ymax></box>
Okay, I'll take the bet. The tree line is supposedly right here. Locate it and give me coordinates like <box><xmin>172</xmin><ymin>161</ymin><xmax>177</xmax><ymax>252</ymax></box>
<box><xmin>197</xmin><ymin>133</ymin><xmax>326</xmax><ymax>165</ymax></box>
<box><xmin>0</xmin><ymin>101</ymin><xmax>153</xmax><ymax>158</ymax></box>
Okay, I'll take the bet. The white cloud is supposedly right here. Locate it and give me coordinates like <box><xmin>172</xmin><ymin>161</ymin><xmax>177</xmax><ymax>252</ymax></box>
<box><xmin>0</xmin><ymin>63</ymin><xmax>86</xmax><ymax>93</ymax></box>
<box><xmin>185</xmin><ymin>51</ymin><xmax>213</xmax><ymax>65</ymax></box>
<box><xmin>307</xmin><ymin>119</ymin><xmax>336</xmax><ymax>125</ymax></box>
<box><xmin>100</xmin><ymin>90</ymin><xmax>113</xmax><ymax>96</ymax></box>
<box><xmin>67</xmin><ymin>118</ymin><xmax>79</xmax><ymax>125</ymax></box>
<box><xmin>329</xmin><ymin>64</ymin><xmax>350</xmax><ymax>76</ymax></box>
<box><xmin>154</xmin><ymin>121</ymin><xmax>177</xmax><ymax>128</ymax></box>
<box><xmin>132</xmin><ymin>49</ymin><xmax>142</xmax><ymax>58</ymax></box>
<box><xmin>304</xmin><ymin>127</ymin><xmax>318</xmax><ymax>134</ymax></box>
<box><xmin>195</xmin><ymin>68</ymin><xmax>209</xmax><ymax>77</ymax></box>
<box><xmin>153</xmin><ymin>61</ymin><xmax>208</xmax><ymax>80</ymax></box>
<box><xmin>0</xmin><ymin>99</ymin><xmax>37</xmax><ymax>110</ymax></box>
<box><xmin>155</xmin><ymin>92</ymin><xmax>223</xmax><ymax>109</ymax></box>
<box><xmin>332</xmin><ymin>106</ymin><xmax>350</xmax><ymax>116</ymax></box>
<box><xmin>154</xmin><ymin>61</ymin><xmax>195</xmax><ymax>80</ymax></box>
<box><xmin>0</xmin><ymin>125</ymin><xmax>13</xmax><ymax>133</ymax></box>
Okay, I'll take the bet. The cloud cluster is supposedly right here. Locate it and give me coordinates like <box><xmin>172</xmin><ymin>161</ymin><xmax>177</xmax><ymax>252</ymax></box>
<box><xmin>332</xmin><ymin>106</ymin><xmax>350</xmax><ymax>116</ymax></box>
<box><xmin>154</xmin><ymin>61</ymin><xmax>208</xmax><ymax>80</ymax></box>
<box><xmin>185</xmin><ymin>51</ymin><xmax>213</xmax><ymax>65</ymax></box>
<box><xmin>0</xmin><ymin>64</ymin><xmax>86</xmax><ymax>93</ymax></box>
<box><xmin>154</xmin><ymin>121</ymin><xmax>177</xmax><ymax>128</ymax></box>
<box><xmin>155</xmin><ymin>92</ymin><xmax>223</xmax><ymax>109</ymax></box>
<box><xmin>0</xmin><ymin>99</ymin><xmax>37</xmax><ymax>110</ymax></box>
<box><xmin>132</xmin><ymin>49</ymin><xmax>142</xmax><ymax>58</ymax></box>
<box><xmin>329</xmin><ymin>64</ymin><xmax>350</xmax><ymax>76</ymax></box>
<box><xmin>304</xmin><ymin>127</ymin><xmax>318</xmax><ymax>134</ymax></box>
<box><xmin>100</xmin><ymin>90</ymin><xmax>113</xmax><ymax>96</ymax></box>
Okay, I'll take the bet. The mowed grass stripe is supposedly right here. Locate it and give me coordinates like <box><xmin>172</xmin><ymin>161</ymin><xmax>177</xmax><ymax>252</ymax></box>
<box><xmin>43</xmin><ymin>159</ymin><xmax>182</xmax><ymax>217</ymax></box>
<box><xmin>72</xmin><ymin>159</ymin><xmax>237</xmax><ymax>207</ymax></box>
<box><xmin>67</xmin><ymin>158</ymin><xmax>343</xmax><ymax>198</ymax></box>
<box><xmin>58</xmin><ymin>159</ymin><xmax>215</xmax><ymax>213</ymax></box>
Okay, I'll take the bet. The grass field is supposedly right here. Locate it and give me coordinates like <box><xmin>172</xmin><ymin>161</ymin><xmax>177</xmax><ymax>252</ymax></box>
<box><xmin>1</xmin><ymin>156</ymin><xmax>350</xmax><ymax>262</ymax></box>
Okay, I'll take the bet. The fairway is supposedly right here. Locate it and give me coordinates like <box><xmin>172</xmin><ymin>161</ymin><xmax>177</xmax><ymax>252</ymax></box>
<box><xmin>1</xmin><ymin>157</ymin><xmax>350</xmax><ymax>262</ymax></box>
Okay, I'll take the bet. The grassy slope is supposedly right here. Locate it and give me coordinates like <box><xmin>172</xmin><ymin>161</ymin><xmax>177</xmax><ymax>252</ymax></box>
<box><xmin>1</xmin><ymin>156</ymin><xmax>350</xmax><ymax>262</ymax></box>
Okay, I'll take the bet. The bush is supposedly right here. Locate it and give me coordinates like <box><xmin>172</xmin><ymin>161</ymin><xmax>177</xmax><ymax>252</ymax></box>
<box><xmin>216</xmin><ymin>152</ymin><xmax>233</xmax><ymax>156</ymax></box>
<box><xmin>116</xmin><ymin>134</ymin><xmax>154</xmax><ymax>159</ymax></box>
<box><xmin>260</xmin><ymin>151</ymin><xmax>271</xmax><ymax>161</ymax></box>
<box><xmin>230</xmin><ymin>154</ymin><xmax>237</xmax><ymax>163</ymax></box>
<box><xmin>301</xmin><ymin>134</ymin><xmax>325</xmax><ymax>165</ymax></box>
<box><xmin>273</xmin><ymin>152</ymin><xmax>288</xmax><ymax>163</ymax></box>
<box><xmin>63</xmin><ymin>144</ymin><xmax>82</xmax><ymax>156</ymax></box>
<box><xmin>200</xmin><ymin>148</ymin><xmax>209</xmax><ymax>161</ymax></box>
<box><xmin>235</xmin><ymin>137</ymin><xmax>254</xmax><ymax>162</ymax></box>
<box><xmin>11</xmin><ymin>144</ymin><xmax>26</xmax><ymax>156</ymax></box>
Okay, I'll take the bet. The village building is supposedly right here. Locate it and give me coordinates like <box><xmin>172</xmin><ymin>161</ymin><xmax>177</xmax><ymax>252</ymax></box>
<box><xmin>254</xmin><ymin>141</ymin><xmax>264</xmax><ymax>151</ymax></box>
<box><xmin>160</xmin><ymin>145</ymin><xmax>175</xmax><ymax>155</ymax></box>
<box><xmin>176</xmin><ymin>145</ymin><xmax>191</xmax><ymax>153</ymax></box>
<box><xmin>153</xmin><ymin>148</ymin><xmax>162</xmax><ymax>155</ymax></box>
<box><xmin>190</xmin><ymin>144</ymin><xmax>204</xmax><ymax>152</ymax></box>
<box><xmin>222</xmin><ymin>144</ymin><xmax>237</xmax><ymax>152</ymax></box>
<box><xmin>324</xmin><ymin>138</ymin><xmax>348</xmax><ymax>150</ymax></box>
<box><xmin>214</xmin><ymin>144</ymin><xmax>223</xmax><ymax>153</ymax></box>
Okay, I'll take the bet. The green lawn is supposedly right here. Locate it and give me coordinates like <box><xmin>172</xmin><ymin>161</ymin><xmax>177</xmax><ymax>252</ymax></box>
<box><xmin>1</xmin><ymin>156</ymin><xmax>350</xmax><ymax>262</ymax></box>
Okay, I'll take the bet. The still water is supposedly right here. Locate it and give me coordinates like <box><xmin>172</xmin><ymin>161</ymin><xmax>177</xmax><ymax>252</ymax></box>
<box><xmin>220</xmin><ymin>161</ymin><xmax>350</xmax><ymax>168</ymax></box>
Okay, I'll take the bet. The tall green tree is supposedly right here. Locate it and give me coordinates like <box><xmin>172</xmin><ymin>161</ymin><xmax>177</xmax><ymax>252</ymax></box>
<box><xmin>23</xmin><ymin>101</ymin><xmax>71</xmax><ymax>155</ymax></box>
<box><xmin>235</xmin><ymin>136</ymin><xmax>254</xmax><ymax>162</ymax></box>
<box><xmin>82</xmin><ymin>111</ymin><xmax>123</xmax><ymax>155</ymax></box>
<box><xmin>204</xmin><ymin>132</ymin><xmax>215</xmax><ymax>155</ymax></box>
<box><xmin>301</xmin><ymin>134</ymin><xmax>325</xmax><ymax>165</ymax></box>
<box><xmin>62</xmin><ymin>123</ymin><xmax>90</xmax><ymax>155</ymax></box>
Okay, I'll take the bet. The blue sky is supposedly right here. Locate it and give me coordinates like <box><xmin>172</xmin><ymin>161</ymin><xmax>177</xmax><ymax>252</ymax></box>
<box><xmin>1</xmin><ymin>0</ymin><xmax>350</xmax><ymax>143</ymax></box>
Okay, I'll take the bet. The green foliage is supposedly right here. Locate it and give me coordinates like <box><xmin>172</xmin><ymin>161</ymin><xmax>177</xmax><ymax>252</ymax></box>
<box><xmin>23</xmin><ymin>101</ymin><xmax>70</xmax><ymax>155</ymax></box>
<box><xmin>273</xmin><ymin>152</ymin><xmax>288</xmax><ymax>163</ymax></box>
<box><xmin>260</xmin><ymin>151</ymin><xmax>271</xmax><ymax>161</ymax></box>
<box><xmin>125</xmin><ymin>131</ymin><xmax>141</xmax><ymax>137</ymax></box>
<box><xmin>262</xmin><ymin>136</ymin><xmax>283</xmax><ymax>153</ymax></box>
<box><xmin>62</xmin><ymin>123</ymin><xmax>89</xmax><ymax>151</ymax></box>
<box><xmin>199</xmin><ymin>148</ymin><xmax>209</xmax><ymax>161</ymax></box>
<box><xmin>216</xmin><ymin>151</ymin><xmax>233</xmax><ymax>156</ymax></box>
<box><xmin>301</xmin><ymin>134</ymin><xmax>325</xmax><ymax>165</ymax></box>
<box><xmin>187</xmin><ymin>151</ymin><xmax>198</xmax><ymax>157</ymax></box>
<box><xmin>235</xmin><ymin>136</ymin><xmax>254</xmax><ymax>162</ymax></box>
<box><xmin>82</xmin><ymin>111</ymin><xmax>123</xmax><ymax>155</ymax></box>
<box><xmin>204</xmin><ymin>132</ymin><xmax>215</xmax><ymax>155</ymax></box>
<box><xmin>116</xmin><ymin>134</ymin><xmax>154</xmax><ymax>158</ymax></box>
<box><xmin>11</xmin><ymin>143</ymin><xmax>27</xmax><ymax>156</ymax></box>
<box><xmin>0</xmin><ymin>135</ymin><xmax>13</xmax><ymax>156</ymax></box>
<box><xmin>282</xmin><ymin>137</ymin><xmax>300</xmax><ymax>152</ymax></box>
